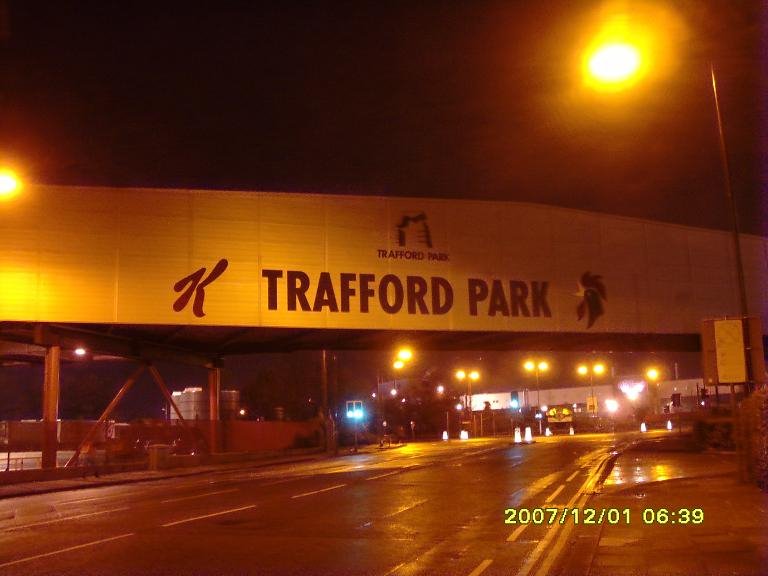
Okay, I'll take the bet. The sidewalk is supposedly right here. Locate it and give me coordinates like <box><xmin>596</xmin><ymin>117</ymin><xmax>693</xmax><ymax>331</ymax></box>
<box><xmin>553</xmin><ymin>434</ymin><xmax>768</xmax><ymax>576</ymax></box>
<box><xmin>0</xmin><ymin>440</ymin><xmax>407</xmax><ymax>500</ymax></box>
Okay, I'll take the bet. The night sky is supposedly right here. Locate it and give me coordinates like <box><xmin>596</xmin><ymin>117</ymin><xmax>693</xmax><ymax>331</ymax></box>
<box><xmin>1</xmin><ymin>0</ymin><xmax>764</xmax><ymax>234</ymax></box>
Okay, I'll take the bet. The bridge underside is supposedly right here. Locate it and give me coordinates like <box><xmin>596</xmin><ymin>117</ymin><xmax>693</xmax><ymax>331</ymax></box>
<box><xmin>0</xmin><ymin>321</ymin><xmax>703</xmax><ymax>367</ymax></box>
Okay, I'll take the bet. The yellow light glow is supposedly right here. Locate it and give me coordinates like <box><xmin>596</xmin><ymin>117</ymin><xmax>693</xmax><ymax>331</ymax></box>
<box><xmin>396</xmin><ymin>347</ymin><xmax>413</xmax><ymax>362</ymax></box>
<box><xmin>524</xmin><ymin>360</ymin><xmax>535</xmax><ymax>372</ymax></box>
<box><xmin>587</xmin><ymin>42</ymin><xmax>641</xmax><ymax>84</ymax></box>
<box><xmin>469</xmin><ymin>370</ymin><xmax>480</xmax><ymax>381</ymax></box>
<box><xmin>646</xmin><ymin>367</ymin><xmax>660</xmax><ymax>381</ymax></box>
<box><xmin>455</xmin><ymin>370</ymin><xmax>466</xmax><ymax>381</ymax></box>
<box><xmin>393</xmin><ymin>359</ymin><xmax>405</xmax><ymax>370</ymax></box>
<box><xmin>0</xmin><ymin>170</ymin><xmax>21</xmax><ymax>200</ymax></box>
<box><xmin>577</xmin><ymin>365</ymin><xmax>588</xmax><ymax>376</ymax></box>
<box><xmin>538</xmin><ymin>361</ymin><xmax>549</xmax><ymax>372</ymax></box>
<box><xmin>593</xmin><ymin>363</ymin><xmax>606</xmax><ymax>375</ymax></box>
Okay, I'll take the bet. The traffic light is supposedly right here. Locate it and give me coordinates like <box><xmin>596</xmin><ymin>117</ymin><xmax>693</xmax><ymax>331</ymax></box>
<box><xmin>346</xmin><ymin>400</ymin><xmax>363</xmax><ymax>419</ymax></box>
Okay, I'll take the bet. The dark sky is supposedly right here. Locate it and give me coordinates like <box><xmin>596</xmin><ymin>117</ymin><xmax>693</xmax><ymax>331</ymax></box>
<box><xmin>1</xmin><ymin>0</ymin><xmax>764</xmax><ymax>234</ymax></box>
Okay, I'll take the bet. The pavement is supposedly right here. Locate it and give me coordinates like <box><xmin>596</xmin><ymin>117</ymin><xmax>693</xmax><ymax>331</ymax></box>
<box><xmin>0</xmin><ymin>441</ymin><xmax>401</xmax><ymax>500</ymax></box>
<box><xmin>552</xmin><ymin>433</ymin><xmax>768</xmax><ymax>576</ymax></box>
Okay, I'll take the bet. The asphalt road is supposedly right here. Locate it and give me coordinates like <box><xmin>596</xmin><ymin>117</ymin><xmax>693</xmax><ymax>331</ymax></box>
<box><xmin>0</xmin><ymin>433</ymin><xmax>632</xmax><ymax>576</ymax></box>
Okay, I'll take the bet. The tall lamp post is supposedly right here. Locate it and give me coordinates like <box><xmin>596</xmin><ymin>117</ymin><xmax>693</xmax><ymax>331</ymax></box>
<box><xmin>523</xmin><ymin>360</ymin><xmax>549</xmax><ymax>434</ymax></box>
<box><xmin>577</xmin><ymin>362</ymin><xmax>606</xmax><ymax>416</ymax></box>
<box><xmin>582</xmin><ymin>22</ymin><xmax>753</xmax><ymax>394</ymax></box>
<box><xmin>455</xmin><ymin>369</ymin><xmax>480</xmax><ymax>436</ymax></box>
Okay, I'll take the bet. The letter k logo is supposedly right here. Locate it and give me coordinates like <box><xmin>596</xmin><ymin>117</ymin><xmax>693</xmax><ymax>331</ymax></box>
<box><xmin>173</xmin><ymin>259</ymin><xmax>229</xmax><ymax>317</ymax></box>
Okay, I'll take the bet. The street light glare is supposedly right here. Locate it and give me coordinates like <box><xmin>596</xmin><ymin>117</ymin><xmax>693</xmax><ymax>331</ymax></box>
<box><xmin>455</xmin><ymin>369</ymin><xmax>466</xmax><ymax>381</ymax></box>
<box><xmin>523</xmin><ymin>360</ymin><xmax>535</xmax><ymax>372</ymax></box>
<box><xmin>537</xmin><ymin>361</ymin><xmax>549</xmax><ymax>372</ymax></box>
<box><xmin>396</xmin><ymin>347</ymin><xmax>413</xmax><ymax>362</ymax></box>
<box><xmin>577</xmin><ymin>364</ymin><xmax>588</xmax><ymax>376</ymax></box>
<box><xmin>393</xmin><ymin>359</ymin><xmax>405</xmax><ymax>370</ymax></box>
<box><xmin>469</xmin><ymin>370</ymin><xmax>480</xmax><ymax>381</ymax></box>
<box><xmin>593</xmin><ymin>363</ymin><xmax>606</xmax><ymax>375</ymax></box>
<box><xmin>646</xmin><ymin>367</ymin><xmax>660</xmax><ymax>381</ymax></box>
<box><xmin>0</xmin><ymin>170</ymin><xmax>21</xmax><ymax>200</ymax></box>
<box><xmin>587</xmin><ymin>42</ymin><xmax>641</xmax><ymax>84</ymax></box>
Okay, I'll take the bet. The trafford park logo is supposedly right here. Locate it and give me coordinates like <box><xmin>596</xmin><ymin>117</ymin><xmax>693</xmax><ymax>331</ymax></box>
<box><xmin>397</xmin><ymin>212</ymin><xmax>432</xmax><ymax>248</ymax></box>
<box><xmin>377</xmin><ymin>211</ymin><xmax>449</xmax><ymax>262</ymax></box>
<box><xmin>173</xmin><ymin>258</ymin><xmax>229</xmax><ymax>317</ymax></box>
<box><xmin>576</xmin><ymin>271</ymin><xmax>606</xmax><ymax>328</ymax></box>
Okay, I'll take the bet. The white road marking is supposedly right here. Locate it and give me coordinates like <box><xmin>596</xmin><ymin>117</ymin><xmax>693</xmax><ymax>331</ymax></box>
<box><xmin>381</xmin><ymin>499</ymin><xmax>428</xmax><ymax>519</ymax></box>
<box><xmin>161</xmin><ymin>488</ymin><xmax>239</xmax><ymax>503</ymax></box>
<box><xmin>5</xmin><ymin>507</ymin><xmax>130</xmax><ymax>531</ymax></box>
<box><xmin>366</xmin><ymin>470</ymin><xmax>402</xmax><ymax>481</ymax></box>
<box><xmin>566</xmin><ymin>470</ymin><xmax>580</xmax><ymax>482</ymax></box>
<box><xmin>544</xmin><ymin>484</ymin><xmax>565</xmax><ymax>503</ymax></box>
<box><xmin>381</xmin><ymin>561</ymin><xmax>406</xmax><ymax>576</ymax></box>
<box><xmin>162</xmin><ymin>504</ymin><xmax>256</xmax><ymax>527</ymax></box>
<box><xmin>507</xmin><ymin>523</ymin><xmax>529</xmax><ymax>542</ymax></box>
<box><xmin>516</xmin><ymin>456</ymin><xmax>607</xmax><ymax>576</ymax></box>
<box><xmin>0</xmin><ymin>533</ymin><xmax>134</xmax><ymax>568</ymax></box>
<box><xmin>290</xmin><ymin>483</ymin><xmax>346</xmax><ymax>499</ymax></box>
<box><xmin>259</xmin><ymin>477</ymin><xmax>303</xmax><ymax>486</ymax></box>
<box><xmin>467</xmin><ymin>558</ymin><xmax>493</xmax><ymax>576</ymax></box>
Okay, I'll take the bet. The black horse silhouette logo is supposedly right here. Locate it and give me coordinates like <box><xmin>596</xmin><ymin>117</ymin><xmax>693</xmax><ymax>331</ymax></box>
<box><xmin>576</xmin><ymin>271</ymin><xmax>606</xmax><ymax>328</ymax></box>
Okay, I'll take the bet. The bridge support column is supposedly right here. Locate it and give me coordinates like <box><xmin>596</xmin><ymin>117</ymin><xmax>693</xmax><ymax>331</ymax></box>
<box><xmin>208</xmin><ymin>367</ymin><xmax>221</xmax><ymax>453</ymax></box>
<box><xmin>42</xmin><ymin>345</ymin><xmax>61</xmax><ymax>469</ymax></box>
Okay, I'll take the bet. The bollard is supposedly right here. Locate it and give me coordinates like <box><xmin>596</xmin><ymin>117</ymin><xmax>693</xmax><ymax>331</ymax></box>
<box><xmin>460</xmin><ymin>430</ymin><xmax>469</xmax><ymax>440</ymax></box>
<box><xmin>442</xmin><ymin>430</ymin><xmax>449</xmax><ymax>441</ymax></box>
<box><xmin>545</xmin><ymin>427</ymin><xmax>552</xmax><ymax>437</ymax></box>
<box><xmin>569</xmin><ymin>426</ymin><xmax>575</xmax><ymax>436</ymax></box>
<box><xmin>514</xmin><ymin>427</ymin><xmax>522</xmax><ymax>444</ymax></box>
<box><xmin>524</xmin><ymin>426</ymin><xmax>533</xmax><ymax>443</ymax></box>
<box><xmin>666</xmin><ymin>420</ymin><xmax>672</xmax><ymax>431</ymax></box>
<box><xmin>640</xmin><ymin>422</ymin><xmax>647</xmax><ymax>433</ymax></box>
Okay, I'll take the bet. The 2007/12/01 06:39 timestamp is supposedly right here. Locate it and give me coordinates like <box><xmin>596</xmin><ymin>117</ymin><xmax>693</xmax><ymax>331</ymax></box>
<box><xmin>504</xmin><ymin>507</ymin><xmax>704</xmax><ymax>525</ymax></box>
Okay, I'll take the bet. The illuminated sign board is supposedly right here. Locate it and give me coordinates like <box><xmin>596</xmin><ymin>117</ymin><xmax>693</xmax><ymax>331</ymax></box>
<box><xmin>0</xmin><ymin>185</ymin><xmax>765</xmax><ymax>333</ymax></box>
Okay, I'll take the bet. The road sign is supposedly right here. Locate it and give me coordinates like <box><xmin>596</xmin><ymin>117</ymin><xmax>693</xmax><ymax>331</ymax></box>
<box><xmin>586</xmin><ymin>396</ymin><xmax>598</xmax><ymax>413</ymax></box>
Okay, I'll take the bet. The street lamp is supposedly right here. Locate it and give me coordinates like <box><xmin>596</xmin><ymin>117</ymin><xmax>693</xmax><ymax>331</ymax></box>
<box><xmin>455</xmin><ymin>368</ymin><xmax>480</xmax><ymax>436</ymax></box>
<box><xmin>583</xmin><ymin>19</ymin><xmax>752</xmax><ymax>392</ymax></box>
<box><xmin>576</xmin><ymin>362</ymin><xmax>606</xmax><ymax>415</ymax></box>
<box><xmin>0</xmin><ymin>169</ymin><xmax>21</xmax><ymax>201</ymax></box>
<box><xmin>523</xmin><ymin>359</ymin><xmax>549</xmax><ymax>409</ymax></box>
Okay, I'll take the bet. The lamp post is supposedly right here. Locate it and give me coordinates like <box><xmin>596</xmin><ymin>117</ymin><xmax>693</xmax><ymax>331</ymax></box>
<box><xmin>582</xmin><ymin>24</ymin><xmax>752</xmax><ymax>394</ymax></box>
<box><xmin>577</xmin><ymin>362</ymin><xmax>606</xmax><ymax>416</ymax></box>
<box><xmin>524</xmin><ymin>360</ymin><xmax>549</xmax><ymax>434</ymax></box>
<box><xmin>455</xmin><ymin>369</ymin><xmax>480</xmax><ymax>436</ymax></box>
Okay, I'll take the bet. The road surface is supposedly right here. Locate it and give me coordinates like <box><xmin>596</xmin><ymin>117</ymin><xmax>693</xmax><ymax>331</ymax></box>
<box><xmin>0</xmin><ymin>433</ymin><xmax>637</xmax><ymax>575</ymax></box>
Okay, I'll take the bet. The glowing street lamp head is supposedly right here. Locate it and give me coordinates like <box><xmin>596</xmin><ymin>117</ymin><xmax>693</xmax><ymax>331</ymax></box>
<box><xmin>593</xmin><ymin>363</ymin><xmax>606</xmax><ymax>376</ymax></box>
<box><xmin>455</xmin><ymin>369</ymin><xmax>466</xmax><ymax>381</ymax></box>
<box><xmin>586</xmin><ymin>42</ymin><xmax>641</xmax><ymax>85</ymax></box>
<box><xmin>524</xmin><ymin>360</ymin><xmax>535</xmax><ymax>372</ymax></box>
<box><xmin>577</xmin><ymin>364</ymin><xmax>589</xmax><ymax>376</ymax></box>
<box><xmin>390</xmin><ymin>388</ymin><xmax>398</xmax><ymax>397</ymax></box>
<box><xmin>469</xmin><ymin>370</ymin><xmax>480</xmax><ymax>381</ymax></box>
<box><xmin>436</xmin><ymin>385</ymin><xmax>445</xmax><ymax>394</ymax></box>
<box><xmin>455</xmin><ymin>403</ymin><xmax>464</xmax><ymax>411</ymax></box>
<box><xmin>646</xmin><ymin>367</ymin><xmax>660</xmax><ymax>381</ymax></box>
<box><xmin>396</xmin><ymin>347</ymin><xmax>413</xmax><ymax>362</ymax></box>
<box><xmin>537</xmin><ymin>361</ymin><xmax>549</xmax><ymax>372</ymax></box>
<box><xmin>393</xmin><ymin>359</ymin><xmax>405</xmax><ymax>370</ymax></box>
<box><xmin>0</xmin><ymin>169</ymin><xmax>21</xmax><ymax>200</ymax></box>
